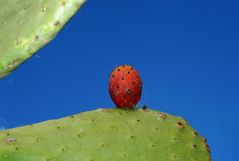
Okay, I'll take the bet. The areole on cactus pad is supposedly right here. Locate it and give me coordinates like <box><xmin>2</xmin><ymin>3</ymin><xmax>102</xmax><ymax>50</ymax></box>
<box><xmin>0</xmin><ymin>0</ymin><xmax>85</xmax><ymax>79</ymax></box>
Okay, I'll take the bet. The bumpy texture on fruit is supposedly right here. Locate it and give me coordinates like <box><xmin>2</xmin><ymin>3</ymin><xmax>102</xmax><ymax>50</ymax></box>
<box><xmin>0</xmin><ymin>0</ymin><xmax>85</xmax><ymax>79</ymax></box>
<box><xmin>109</xmin><ymin>65</ymin><xmax>142</xmax><ymax>108</ymax></box>
<box><xmin>0</xmin><ymin>108</ymin><xmax>212</xmax><ymax>161</ymax></box>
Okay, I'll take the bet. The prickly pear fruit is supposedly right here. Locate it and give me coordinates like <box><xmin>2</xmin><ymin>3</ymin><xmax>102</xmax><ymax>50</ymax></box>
<box><xmin>0</xmin><ymin>0</ymin><xmax>85</xmax><ymax>79</ymax></box>
<box><xmin>109</xmin><ymin>65</ymin><xmax>142</xmax><ymax>108</ymax></box>
<box><xmin>0</xmin><ymin>108</ymin><xmax>212</xmax><ymax>161</ymax></box>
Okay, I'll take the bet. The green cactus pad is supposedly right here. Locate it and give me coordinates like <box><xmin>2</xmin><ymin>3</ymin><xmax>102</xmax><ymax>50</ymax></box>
<box><xmin>0</xmin><ymin>108</ymin><xmax>212</xmax><ymax>161</ymax></box>
<box><xmin>0</xmin><ymin>0</ymin><xmax>85</xmax><ymax>79</ymax></box>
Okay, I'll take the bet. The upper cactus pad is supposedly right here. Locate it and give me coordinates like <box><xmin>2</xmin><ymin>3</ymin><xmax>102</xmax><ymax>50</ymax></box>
<box><xmin>0</xmin><ymin>108</ymin><xmax>212</xmax><ymax>161</ymax></box>
<box><xmin>0</xmin><ymin>0</ymin><xmax>85</xmax><ymax>79</ymax></box>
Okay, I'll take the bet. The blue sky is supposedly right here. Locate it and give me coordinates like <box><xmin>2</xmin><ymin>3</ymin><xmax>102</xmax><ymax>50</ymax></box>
<box><xmin>0</xmin><ymin>0</ymin><xmax>239</xmax><ymax>160</ymax></box>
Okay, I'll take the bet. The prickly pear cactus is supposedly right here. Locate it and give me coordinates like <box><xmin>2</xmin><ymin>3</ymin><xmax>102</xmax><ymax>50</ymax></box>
<box><xmin>0</xmin><ymin>108</ymin><xmax>212</xmax><ymax>161</ymax></box>
<box><xmin>0</xmin><ymin>0</ymin><xmax>85</xmax><ymax>79</ymax></box>
<box><xmin>109</xmin><ymin>65</ymin><xmax>143</xmax><ymax>108</ymax></box>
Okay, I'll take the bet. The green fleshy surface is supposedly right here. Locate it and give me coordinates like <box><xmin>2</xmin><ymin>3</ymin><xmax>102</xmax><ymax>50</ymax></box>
<box><xmin>0</xmin><ymin>0</ymin><xmax>85</xmax><ymax>79</ymax></box>
<box><xmin>0</xmin><ymin>108</ymin><xmax>212</xmax><ymax>161</ymax></box>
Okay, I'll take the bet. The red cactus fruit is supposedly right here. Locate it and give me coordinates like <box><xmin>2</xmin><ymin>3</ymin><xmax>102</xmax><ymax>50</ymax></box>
<box><xmin>109</xmin><ymin>65</ymin><xmax>142</xmax><ymax>109</ymax></box>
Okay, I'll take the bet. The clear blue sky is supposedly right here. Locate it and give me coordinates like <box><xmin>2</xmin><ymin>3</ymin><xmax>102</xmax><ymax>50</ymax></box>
<box><xmin>0</xmin><ymin>0</ymin><xmax>239</xmax><ymax>160</ymax></box>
